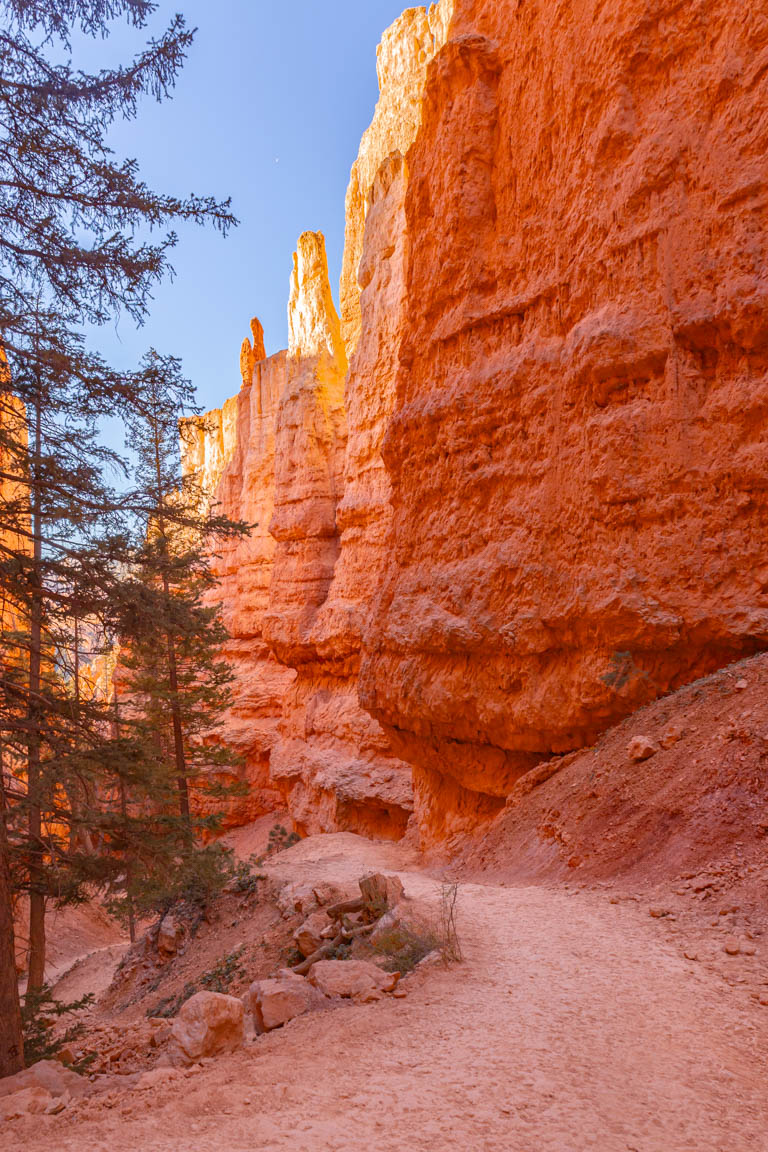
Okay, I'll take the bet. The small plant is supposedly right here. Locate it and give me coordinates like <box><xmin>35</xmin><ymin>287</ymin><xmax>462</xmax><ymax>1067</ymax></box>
<box><xmin>369</xmin><ymin>923</ymin><xmax>438</xmax><ymax>974</ymax></box>
<box><xmin>149</xmin><ymin>980</ymin><xmax>198</xmax><ymax>1019</ymax></box>
<box><xmin>266</xmin><ymin>824</ymin><xmax>300</xmax><ymax>857</ymax></box>
<box><xmin>438</xmin><ymin>882</ymin><xmax>462</xmax><ymax>964</ymax></box>
<box><xmin>21</xmin><ymin>984</ymin><xmax>95</xmax><ymax>1068</ymax></box>
<box><xmin>231</xmin><ymin>854</ymin><xmax>266</xmax><ymax>895</ymax></box>
<box><xmin>200</xmin><ymin>947</ymin><xmax>247</xmax><ymax>994</ymax></box>
<box><xmin>601</xmin><ymin>651</ymin><xmax>650</xmax><ymax>693</ymax></box>
<box><xmin>325</xmin><ymin>938</ymin><xmax>353</xmax><ymax>962</ymax></box>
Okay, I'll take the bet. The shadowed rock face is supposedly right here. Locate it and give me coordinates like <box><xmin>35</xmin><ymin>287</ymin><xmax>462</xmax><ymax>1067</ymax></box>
<box><xmin>181</xmin><ymin>349</ymin><xmax>295</xmax><ymax>827</ymax></box>
<box><xmin>358</xmin><ymin>0</ymin><xmax>768</xmax><ymax>843</ymax></box>
<box><xmin>182</xmin><ymin>4</ymin><xmax>456</xmax><ymax>840</ymax></box>
<box><xmin>187</xmin><ymin>0</ymin><xmax>768</xmax><ymax>848</ymax></box>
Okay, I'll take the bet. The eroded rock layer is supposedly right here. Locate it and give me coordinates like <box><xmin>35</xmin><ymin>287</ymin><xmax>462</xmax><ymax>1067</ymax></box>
<box><xmin>181</xmin><ymin>346</ymin><xmax>295</xmax><ymax>826</ymax></box>
<box><xmin>192</xmin><ymin>0</ymin><xmax>768</xmax><ymax>847</ymax></box>
<box><xmin>358</xmin><ymin>0</ymin><xmax>768</xmax><ymax>842</ymax></box>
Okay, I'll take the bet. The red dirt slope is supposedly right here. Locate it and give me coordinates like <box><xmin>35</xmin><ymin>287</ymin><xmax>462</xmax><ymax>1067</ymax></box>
<box><xmin>459</xmin><ymin>653</ymin><xmax>768</xmax><ymax>902</ymax></box>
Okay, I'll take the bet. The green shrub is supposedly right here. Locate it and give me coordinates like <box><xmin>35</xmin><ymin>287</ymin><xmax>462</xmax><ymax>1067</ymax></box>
<box><xmin>22</xmin><ymin>984</ymin><xmax>95</xmax><ymax>1068</ymax></box>
<box><xmin>200</xmin><ymin>947</ymin><xmax>247</xmax><ymax>994</ymax></box>
<box><xmin>368</xmin><ymin>923</ymin><xmax>438</xmax><ymax>973</ymax></box>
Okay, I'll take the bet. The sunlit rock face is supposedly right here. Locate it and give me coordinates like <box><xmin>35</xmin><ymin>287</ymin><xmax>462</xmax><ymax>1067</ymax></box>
<box><xmin>181</xmin><ymin>346</ymin><xmax>295</xmax><ymax>827</ymax></box>
<box><xmin>191</xmin><ymin>0</ymin><xmax>767</xmax><ymax>849</ymax></box>
<box><xmin>340</xmin><ymin>0</ymin><xmax>455</xmax><ymax>355</ymax></box>
<box><xmin>262</xmin><ymin>233</ymin><xmax>413</xmax><ymax>840</ymax></box>
<box><xmin>259</xmin><ymin>5</ymin><xmax>457</xmax><ymax>841</ymax></box>
<box><xmin>358</xmin><ymin>0</ymin><xmax>768</xmax><ymax>845</ymax></box>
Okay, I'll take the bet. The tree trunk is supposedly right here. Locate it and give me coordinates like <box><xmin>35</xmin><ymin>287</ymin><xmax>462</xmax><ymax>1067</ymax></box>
<box><xmin>162</xmin><ymin>573</ymin><xmax>190</xmax><ymax>823</ymax></box>
<box><xmin>26</xmin><ymin>385</ymin><xmax>45</xmax><ymax>997</ymax></box>
<box><xmin>152</xmin><ymin>421</ymin><xmax>190</xmax><ymax>825</ymax></box>
<box><xmin>0</xmin><ymin>767</ymin><xmax>24</xmax><ymax>1074</ymax></box>
<box><xmin>113</xmin><ymin>688</ymin><xmax>135</xmax><ymax>943</ymax></box>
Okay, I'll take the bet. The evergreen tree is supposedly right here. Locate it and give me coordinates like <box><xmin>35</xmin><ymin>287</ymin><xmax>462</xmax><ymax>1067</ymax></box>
<box><xmin>0</xmin><ymin>1</ymin><xmax>235</xmax><ymax>1074</ymax></box>
<box><xmin>120</xmin><ymin>350</ymin><xmax>248</xmax><ymax>825</ymax></box>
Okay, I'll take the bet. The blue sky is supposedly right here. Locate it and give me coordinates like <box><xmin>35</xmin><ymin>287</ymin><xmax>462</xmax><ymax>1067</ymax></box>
<box><xmin>77</xmin><ymin>0</ymin><xmax>410</xmax><ymax>414</ymax></box>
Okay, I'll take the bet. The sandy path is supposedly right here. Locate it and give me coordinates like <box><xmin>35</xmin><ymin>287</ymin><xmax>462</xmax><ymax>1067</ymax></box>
<box><xmin>18</xmin><ymin>833</ymin><xmax>768</xmax><ymax>1152</ymax></box>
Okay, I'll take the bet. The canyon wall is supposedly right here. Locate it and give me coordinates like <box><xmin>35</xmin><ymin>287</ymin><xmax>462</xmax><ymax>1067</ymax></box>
<box><xmin>191</xmin><ymin>0</ymin><xmax>768</xmax><ymax>847</ymax></box>
<box><xmin>181</xmin><ymin>336</ymin><xmax>295</xmax><ymax>826</ymax></box>
<box><xmin>359</xmin><ymin>0</ymin><xmax>768</xmax><ymax>843</ymax></box>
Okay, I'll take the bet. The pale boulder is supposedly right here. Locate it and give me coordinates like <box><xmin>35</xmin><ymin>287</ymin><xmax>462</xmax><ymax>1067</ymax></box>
<box><xmin>0</xmin><ymin>1059</ymin><xmax>88</xmax><ymax>1100</ymax></box>
<box><xmin>169</xmin><ymin>991</ymin><xmax>244</xmax><ymax>1064</ymax></box>
<box><xmin>157</xmin><ymin>914</ymin><xmax>184</xmax><ymax>957</ymax></box>
<box><xmin>294</xmin><ymin>909</ymin><xmax>334</xmax><ymax>958</ymax></box>
<box><xmin>308</xmin><ymin>959</ymin><xmax>399</xmax><ymax>1003</ymax></box>
<box><xmin>248</xmin><ymin>974</ymin><xmax>328</xmax><ymax>1032</ymax></box>
<box><xmin>0</xmin><ymin>1086</ymin><xmax>52</xmax><ymax>1120</ymax></box>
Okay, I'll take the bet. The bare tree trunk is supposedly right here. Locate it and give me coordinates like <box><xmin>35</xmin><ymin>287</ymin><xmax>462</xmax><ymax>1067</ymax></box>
<box><xmin>152</xmin><ymin>418</ymin><xmax>190</xmax><ymax>825</ymax></box>
<box><xmin>0</xmin><ymin>763</ymin><xmax>24</xmax><ymax>1074</ymax></box>
<box><xmin>113</xmin><ymin>688</ymin><xmax>135</xmax><ymax>943</ymax></box>
<box><xmin>26</xmin><ymin>384</ymin><xmax>45</xmax><ymax>997</ymax></box>
<box><xmin>164</xmin><ymin>609</ymin><xmax>190</xmax><ymax>823</ymax></box>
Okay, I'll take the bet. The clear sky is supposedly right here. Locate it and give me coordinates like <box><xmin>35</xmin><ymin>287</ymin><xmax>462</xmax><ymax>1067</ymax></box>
<box><xmin>76</xmin><ymin>0</ymin><xmax>410</xmax><ymax>415</ymax></box>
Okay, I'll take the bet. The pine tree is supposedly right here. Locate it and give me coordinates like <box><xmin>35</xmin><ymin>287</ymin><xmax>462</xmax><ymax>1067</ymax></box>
<box><xmin>0</xmin><ymin>1</ymin><xmax>235</xmax><ymax>1074</ymax></box>
<box><xmin>120</xmin><ymin>350</ymin><xmax>248</xmax><ymax>826</ymax></box>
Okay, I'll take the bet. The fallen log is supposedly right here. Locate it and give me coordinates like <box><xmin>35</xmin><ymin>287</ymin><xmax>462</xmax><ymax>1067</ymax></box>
<box><xmin>292</xmin><ymin>934</ymin><xmax>344</xmax><ymax>976</ymax></box>
<box><xmin>326</xmin><ymin>897</ymin><xmax>365</xmax><ymax>919</ymax></box>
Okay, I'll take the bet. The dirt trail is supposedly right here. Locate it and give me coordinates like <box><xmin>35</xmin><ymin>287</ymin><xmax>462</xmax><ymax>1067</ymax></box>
<box><xmin>16</xmin><ymin>833</ymin><xmax>768</xmax><ymax>1152</ymax></box>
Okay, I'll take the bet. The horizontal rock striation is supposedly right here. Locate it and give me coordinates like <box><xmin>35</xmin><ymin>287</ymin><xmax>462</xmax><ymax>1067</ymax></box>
<box><xmin>358</xmin><ymin>0</ymin><xmax>768</xmax><ymax>843</ymax></box>
<box><xmin>180</xmin><ymin>341</ymin><xmax>295</xmax><ymax>826</ymax></box>
<box><xmin>190</xmin><ymin>0</ymin><xmax>768</xmax><ymax>849</ymax></box>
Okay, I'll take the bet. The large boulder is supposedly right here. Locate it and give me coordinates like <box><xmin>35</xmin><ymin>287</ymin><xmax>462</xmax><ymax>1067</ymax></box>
<box><xmin>293</xmin><ymin>909</ymin><xmax>334</xmax><ymax>958</ymax></box>
<box><xmin>0</xmin><ymin>1059</ymin><xmax>88</xmax><ymax>1100</ymax></box>
<box><xmin>276</xmin><ymin>882</ymin><xmax>318</xmax><ymax>920</ymax></box>
<box><xmin>308</xmin><ymin>959</ymin><xmax>399</xmax><ymax>1003</ymax></box>
<box><xmin>248</xmin><ymin>973</ymin><xmax>328</xmax><ymax>1032</ymax></box>
<box><xmin>157</xmin><ymin>913</ymin><xmax>184</xmax><ymax>957</ymax></box>
<box><xmin>312</xmin><ymin>882</ymin><xmax>357</xmax><ymax>908</ymax></box>
<box><xmin>0</xmin><ymin>1086</ymin><xmax>53</xmax><ymax>1120</ymax></box>
<box><xmin>169</xmin><ymin>991</ymin><xmax>244</xmax><ymax>1064</ymax></box>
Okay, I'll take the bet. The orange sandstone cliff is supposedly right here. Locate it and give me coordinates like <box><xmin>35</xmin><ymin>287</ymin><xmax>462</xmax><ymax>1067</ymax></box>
<box><xmin>187</xmin><ymin>0</ymin><xmax>768</xmax><ymax>848</ymax></box>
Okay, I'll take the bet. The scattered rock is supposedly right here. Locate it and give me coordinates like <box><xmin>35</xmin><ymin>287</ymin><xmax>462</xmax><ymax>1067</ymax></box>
<box><xmin>308</xmin><ymin>959</ymin><xmax>399</xmax><ymax>1003</ymax></box>
<box><xmin>0</xmin><ymin>1086</ymin><xmax>53</xmax><ymax>1120</ymax></box>
<box><xmin>734</xmin><ymin>679</ymin><xmax>748</xmax><ymax>691</ymax></box>
<box><xmin>649</xmin><ymin>907</ymin><xmax>671</xmax><ymax>919</ymax></box>
<box><xmin>248</xmin><ymin>974</ymin><xmax>329</xmax><ymax>1032</ymax></box>
<box><xmin>168</xmin><ymin>991</ymin><xmax>244</xmax><ymax>1064</ymax></box>
<box><xmin>0</xmin><ymin>1059</ymin><xmax>89</xmax><ymax>1100</ymax></box>
<box><xmin>627</xmin><ymin>736</ymin><xmax>659</xmax><ymax>763</ymax></box>
<box><xmin>157</xmin><ymin>913</ymin><xmax>184</xmax><ymax>957</ymax></box>
<box><xmin>135</xmin><ymin>1068</ymin><xmax>183</xmax><ymax>1091</ymax></box>
<box><xmin>660</xmin><ymin>724</ymin><xmax>684</xmax><ymax>749</ymax></box>
<box><xmin>723</xmin><ymin>938</ymin><xmax>741</xmax><ymax>956</ymax></box>
<box><xmin>294</xmin><ymin>909</ymin><xmax>334</xmax><ymax>958</ymax></box>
